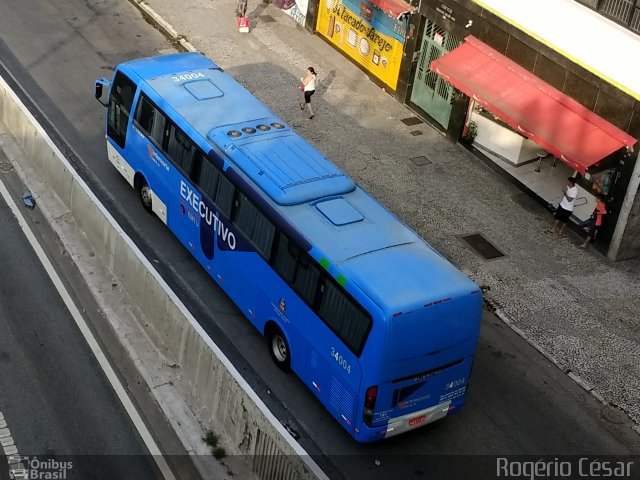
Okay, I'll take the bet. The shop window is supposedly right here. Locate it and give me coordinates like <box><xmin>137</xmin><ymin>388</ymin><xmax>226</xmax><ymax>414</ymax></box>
<box><xmin>596</xmin><ymin>0</ymin><xmax>640</xmax><ymax>33</ymax></box>
<box><xmin>600</xmin><ymin>0</ymin><xmax>634</xmax><ymax>23</ymax></box>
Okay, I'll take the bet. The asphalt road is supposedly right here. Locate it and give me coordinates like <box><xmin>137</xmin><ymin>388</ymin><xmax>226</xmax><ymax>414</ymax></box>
<box><xmin>0</xmin><ymin>168</ymin><xmax>159</xmax><ymax>478</ymax></box>
<box><xmin>0</xmin><ymin>0</ymin><xmax>638</xmax><ymax>479</ymax></box>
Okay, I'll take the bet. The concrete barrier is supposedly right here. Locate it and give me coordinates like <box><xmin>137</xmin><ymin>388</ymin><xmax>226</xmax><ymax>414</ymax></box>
<box><xmin>0</xmin><ymin>74</ymin><xmax>326</xmax><ymax>480</ymax></box>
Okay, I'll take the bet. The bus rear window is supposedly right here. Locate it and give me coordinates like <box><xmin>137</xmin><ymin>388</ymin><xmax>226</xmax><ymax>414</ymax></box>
<box><xmin>392</xmin><ymin>382</ymin><xmax>425</xmax><ymax>408</ymax></box>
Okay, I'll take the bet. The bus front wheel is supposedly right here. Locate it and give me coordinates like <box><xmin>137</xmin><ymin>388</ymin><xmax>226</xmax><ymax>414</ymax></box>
<box><xmin>137</xmin><ymin>176</ymin><xmax>153</xmax><ymax>213</ymax></box>
<box><xmin>267</xmin><ymin>325</ymin><xmax>291</xmax><ymax>371</ymax></box>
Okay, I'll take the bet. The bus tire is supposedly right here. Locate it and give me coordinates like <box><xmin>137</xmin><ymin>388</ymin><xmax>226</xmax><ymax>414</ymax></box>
<box><xmin>267</xmin><ymin>325</ymin><xmax>291</xmax><ymax>371</ymax></box>
<box><xmin>136</xmin><ymin>175</ymin><xmax>153</xmax><ymax>214</ymax></box>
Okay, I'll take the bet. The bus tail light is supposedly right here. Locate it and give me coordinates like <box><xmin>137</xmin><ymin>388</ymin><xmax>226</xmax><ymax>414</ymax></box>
<box><xmin>365</xmin><ymin>385</ymin><xmax>378</xmax><ymax>409</ymax></box>
<box><xmin>362</xmin><ymin>385</ymin><xmax>378</xmax><ymax>426</ymax></box>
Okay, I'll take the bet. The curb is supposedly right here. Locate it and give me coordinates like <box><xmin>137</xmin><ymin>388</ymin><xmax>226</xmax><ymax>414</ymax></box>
<box><xmin>485</xmin><ymin>297</ymin><xmax>640</xmax><ymax>437</ymax></box>
<box><xmin>135</xmin><ymin>1</ymin><xmax>197</xmax><ymax>53</ymax></box>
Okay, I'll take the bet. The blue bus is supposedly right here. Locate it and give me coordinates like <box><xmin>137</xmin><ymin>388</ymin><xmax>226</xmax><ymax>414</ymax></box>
<box><xmin>94</xmin><ymin>52</ymin><xmax>483</xmax><ymax>443</ymax></box>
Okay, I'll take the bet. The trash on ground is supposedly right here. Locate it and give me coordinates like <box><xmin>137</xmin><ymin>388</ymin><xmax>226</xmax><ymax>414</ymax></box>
<box><xmin>22</xmin><ymin>190</ymin><xmax>36</xmax><ymax>209</ymax></box>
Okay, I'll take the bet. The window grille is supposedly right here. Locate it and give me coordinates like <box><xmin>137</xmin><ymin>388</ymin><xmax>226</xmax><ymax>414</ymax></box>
<box><xmin>589</xmin><ymin>0</ymin><xmax>640</xmax><ymax>33</ymax></box>
<box><xmin>600</xmin><ymin>0</ymin><xmax>633</xmax><ymax>22</ymax></box>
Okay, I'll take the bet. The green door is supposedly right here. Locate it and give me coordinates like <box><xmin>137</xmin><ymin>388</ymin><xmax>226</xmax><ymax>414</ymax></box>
<box><xmin>410</xmin><ymin>20</ymin><xmax>461</xmax><ymax>128</ymax></box>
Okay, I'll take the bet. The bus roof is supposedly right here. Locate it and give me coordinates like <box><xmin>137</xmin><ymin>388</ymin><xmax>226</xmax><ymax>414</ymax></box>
<box><xmin>286</xmin><ymin>188</ymin><xmax>479</xmax><ymax>313</ymax></box>
<box><xmin>120</xmin><ymin>53</ymin><xmax>355</xmax><ymax>205</ymax></box>
<box><xmin>119</xmin><ymin>53</ymin><xmax>479</xmax><ymax>313</ymax></box>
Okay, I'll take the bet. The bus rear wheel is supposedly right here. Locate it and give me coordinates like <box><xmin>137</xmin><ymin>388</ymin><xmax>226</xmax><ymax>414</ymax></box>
<box><xmin>267</xmin><ymin>326</ymin><xmax>290</xmax><ymax>371</ymax></box>
<box><xmin>137</xmin><ymin>176</ymin><xmax>153</xmax><ymax>213</ymax></box>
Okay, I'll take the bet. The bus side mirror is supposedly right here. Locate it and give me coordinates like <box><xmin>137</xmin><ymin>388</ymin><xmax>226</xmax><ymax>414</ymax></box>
<box><xmin>94</xmin><ymin>78</ymin><xmax>111</xmax><ymax>107</ymax></box>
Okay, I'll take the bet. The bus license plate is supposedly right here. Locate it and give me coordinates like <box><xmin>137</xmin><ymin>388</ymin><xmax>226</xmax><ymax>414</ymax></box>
<box><xmin>409</xmin><ymin>415</ymin><xmax>427</xmax><ymax>426</ymax></box>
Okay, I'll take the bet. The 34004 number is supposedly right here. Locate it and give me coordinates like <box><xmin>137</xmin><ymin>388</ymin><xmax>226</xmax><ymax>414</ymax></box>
<box><xmin>171</xmin><ymin>72</ymin><xmax>206</xmax><ymax>82</ymax></box>
<box><xmin>330</xmin><ymin>347</ymin><xmax>352</xmax><ymax>374</ymax></box>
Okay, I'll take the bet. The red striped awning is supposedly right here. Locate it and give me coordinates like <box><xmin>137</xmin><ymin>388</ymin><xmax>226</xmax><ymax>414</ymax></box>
<box><xmin>430</xmin><ymin>36</ymin><xmax>637</xmax><ymax>174</ymax></box>
<box><xmin>368</xmin><ymin>0</ymin><xmax>416</xmax><ymax>20</ymax></box>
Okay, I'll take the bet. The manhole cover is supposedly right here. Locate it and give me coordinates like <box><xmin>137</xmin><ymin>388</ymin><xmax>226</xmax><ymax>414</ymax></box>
<box><xmin>401</xmin><ymin>116</ymin><xmax>423</xmax><ymax>126</ymax></box>
<box><xmin>410</xmin><ymin>130</ymin><xmax>423</xmax><ymax>136</ymax></box>
<box><xmin>260</xmin><ymin>15</ymin><xmax>275</xmax><ymax>22</ymax></box>
<box><xmin>410</xmin><ymin>156</ymin><xmax>431</xmax><ymax>166</ymax></box>
<box><xmin>459</xmin><ymin>233</ymin><xmax>505</xmax><ymax>260</ymax></box>
<box><xmin>0</xmin><ymin>162</ymin><xmax>13</xmax><ymax>173</ymax></box>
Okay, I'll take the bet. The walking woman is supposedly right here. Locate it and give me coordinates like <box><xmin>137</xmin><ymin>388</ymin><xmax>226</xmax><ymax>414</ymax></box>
<box><xmin>299</xmin><ymin>67</ymin><xmax>317</xmax><ymax>119</ymax></box>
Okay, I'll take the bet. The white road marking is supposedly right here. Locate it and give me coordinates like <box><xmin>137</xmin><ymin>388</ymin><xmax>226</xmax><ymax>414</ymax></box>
<box><xmin>0</xmin><ymin>180</ymin><xmax>176</xmax><ymax>480</ymax></box>
<box><xmin>1</xmin><ymin>410</ymin><xmax>22</xmax><ymax>475</ymax></box>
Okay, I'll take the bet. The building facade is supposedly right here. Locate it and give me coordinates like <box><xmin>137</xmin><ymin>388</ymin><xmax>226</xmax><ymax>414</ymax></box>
<box><xmin>306</xmin><ymin>0</ymin><xmax>640</xmax><ymax>260</ymax></box>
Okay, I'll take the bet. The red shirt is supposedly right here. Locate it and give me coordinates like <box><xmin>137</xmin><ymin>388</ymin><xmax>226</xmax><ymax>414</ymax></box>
<box><xmin>594</xmin><ymin>200</ymin><xmax>606</xmax><ymax>227</ymax></box>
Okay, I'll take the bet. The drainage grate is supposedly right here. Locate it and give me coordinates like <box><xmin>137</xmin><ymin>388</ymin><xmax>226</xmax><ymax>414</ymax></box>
<box><xmin>259</xmin><ymin>15</ymin><xmax>275</xmax><ymax>22</ymax></box>
<box><xmin>410</xmin><ymin>130</ymin><xmax>423</xmax><ymax>136</ymax></box>
<box><xmin>401</xmin><ymin>116</ymin><xmax>423</xmax><ymax>126</ymax></box>
<box><xmin>459</xmin><ymin>233</ymin><xmax>505</xmax><ymax>260</ymax></box>
<box><xmin>410</xmin><ymin>156</ymin><xmax>431</xmax><ymax>166</ymax></box>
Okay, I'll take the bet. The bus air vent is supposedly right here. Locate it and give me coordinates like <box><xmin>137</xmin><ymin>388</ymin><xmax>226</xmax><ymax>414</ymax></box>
<box><xmin>242</xmin><ymin>127</ymin><xmax>257</xmax><ymax>134</ymax></box>
<box><xmin>270</xmin><ymin>122</ymin><xmax>285</xmax><ymax>129</ymax></box>
<box><xmin>256</xmin><ymin>124</ymin><xmax>270</xmax><ymax>131</ymax></box>
<box><xmin>227</xmin><ymin>130</ymin><xmax>242</xmax><ymax>137</ymax></box>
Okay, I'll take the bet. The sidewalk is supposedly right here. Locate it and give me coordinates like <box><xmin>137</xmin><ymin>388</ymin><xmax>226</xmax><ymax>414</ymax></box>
<box><xmin>135</xmin><ymin>0</ymin><xmax>640</xmax><ymax>430</ymax></box>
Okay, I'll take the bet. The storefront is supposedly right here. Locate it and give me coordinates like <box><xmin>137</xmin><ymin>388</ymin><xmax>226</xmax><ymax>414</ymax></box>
<box><xmin>429</xmin><ymin>35</ymin><xmax>637</xmax><ymax>241</ymax></box>
<box><xmin>395</xmin><ymin>0</ymin><xmax>640</xmax><ymax>258</ymax></box>
<box><xmin>315</xmin><ymin>0</ymin><xmax>414</xmax><ymax>91</ymax></box>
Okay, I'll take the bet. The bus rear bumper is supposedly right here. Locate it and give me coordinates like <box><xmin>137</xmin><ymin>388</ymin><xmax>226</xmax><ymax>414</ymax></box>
<box><xmin>382</xmin><ymin>400</ymin><xmax>452</xmax><ymax>439</ymax></box>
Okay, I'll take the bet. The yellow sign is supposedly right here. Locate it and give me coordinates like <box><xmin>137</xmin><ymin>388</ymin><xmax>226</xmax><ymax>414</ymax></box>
<box><xmin>316</xmin><ymin>0</ymin><xmax>404</xmax><ymax>90</ymax></box>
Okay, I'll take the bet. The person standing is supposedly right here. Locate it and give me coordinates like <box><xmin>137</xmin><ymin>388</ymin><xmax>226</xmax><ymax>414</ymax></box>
<box><xmin>546</xmin><ymin>177</ymin><xmax>578</xmax><ymax>236</ymax></box>
<box><xmin>299</xmin><ymin>67</ymin><xmax>317</xmax><ymax>119</ymax></box>
<box><xmin>578</xmin><ymin>193</ymin><xmax>607</xmax><ymax>249</ymax></box>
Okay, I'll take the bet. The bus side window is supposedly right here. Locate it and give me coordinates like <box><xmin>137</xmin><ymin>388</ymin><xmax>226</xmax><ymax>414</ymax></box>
<box><xmin>167</xmin><ymin>123</ymin><xmax>195</xmax><ymax>176</ymax></box>
<box><xmin>215</xmin><ymin>174</ymin><xmax>235</xmax><ymax>218</ymax></box>
<box><xmin>135</xmin><ymin>96</ymin><xmax>154</xmax><ymax>134</ymax></box>
<box><xmin>135</xmin><ymin>95</ymin><xmax>167</xmax><ymax>150</ymax></box>
<box><xmin>196</xmin><ymin>157</ymin><xmax>219</xmax><ymax>199</ymax></box>
<box><xmin>252</xmin><ymin>210</ymin><xmax>275</xmax><ymax>259</ymax></box>
<box><xmin>272</xmin><ymin>233</ymin><xmax>297</xmax><ymax>283</ymax></box>
<box><xmin>294</xmin><ymin>254</ymin><xmax>321</xmax><ymax>307</ymax></box>
<box><xmin>318</xmin><ymin>281</ymin><xmax>371</xmax><ymax>355</ymax></box>
<box><xmin>107</xmin><ymin>72</ymin><xmax>136</xmax><ymax>149</ymax></box>
<box><xmin>233</xmin><ymin>192</ymin><xmax>275</xmax><ymax>258</ymax></box>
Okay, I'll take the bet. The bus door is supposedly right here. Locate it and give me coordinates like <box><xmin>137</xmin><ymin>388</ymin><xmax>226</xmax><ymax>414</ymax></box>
<box><xmin>130</xmin><ymin>93</ymin><xmax>170</xmax><ymax>224</ymax></box>
<box><xmin>105</xmin><ymin>71</ymin><xmax>137</xmax><ymax>185</ymax></box>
